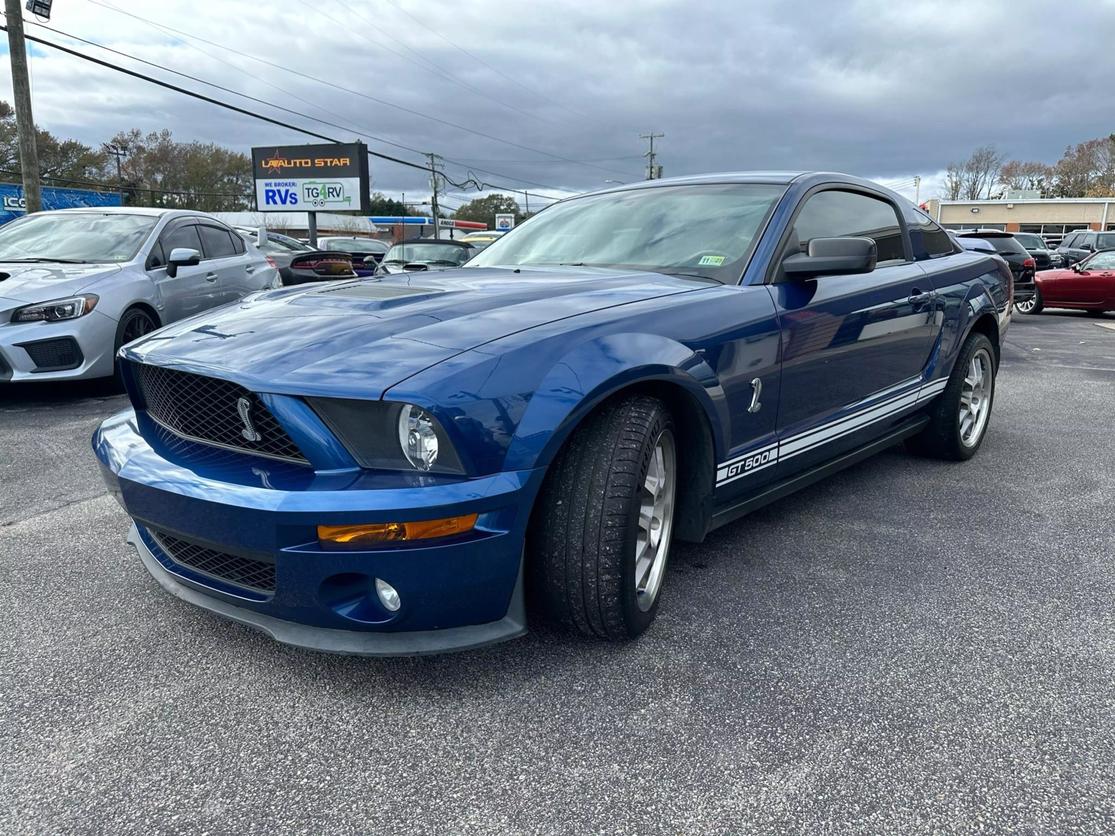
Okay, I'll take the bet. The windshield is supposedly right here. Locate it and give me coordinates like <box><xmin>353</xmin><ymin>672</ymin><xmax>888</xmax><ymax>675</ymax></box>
<box><xmin>467</xmin><ymin>183</ymin><xmax>786</xmax><ymax>281</ymax></box>
<box><xmin>0</xmin><ymin>212</ymin><xmax>158</xmax><ymax>263</ymax></box>
<box><xmin>383</xmin><ymin>243</ymin><xmax>472</xmax><ymax>265</ymax></box>
<box><xmin>1013</xmin><ymin>234</ymin><xmax>1045</xmax><ymax>249</ymax></box>
<box><xmin>1084</xmin><ymin>250</ymin><xmax>1115</xmax><ymax>270</ymax></box>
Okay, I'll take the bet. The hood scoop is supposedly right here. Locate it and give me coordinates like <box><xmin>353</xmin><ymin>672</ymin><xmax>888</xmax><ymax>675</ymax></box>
<box><xmin>313</xmin><ymin>283</ymin><xmax>442</xmax><ymax>301</ymax></box>
<box><xmin>0</xmin><ymin>272</ymin><xmax>8</xmax><ymax>282</ymax></box>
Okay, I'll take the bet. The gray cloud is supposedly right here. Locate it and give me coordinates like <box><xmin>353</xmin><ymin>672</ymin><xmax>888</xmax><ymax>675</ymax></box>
<box><xmin>4</xmin><ymin>0</ymin><xmax>1114</xmax><ymax>206</ymax></box>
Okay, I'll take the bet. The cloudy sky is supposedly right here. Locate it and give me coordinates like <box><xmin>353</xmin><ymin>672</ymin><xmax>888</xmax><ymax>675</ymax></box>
<box><xmin>3</xmin><ymin>0</ymin><xmax>1115</xmax><ymax>209</ymax></box>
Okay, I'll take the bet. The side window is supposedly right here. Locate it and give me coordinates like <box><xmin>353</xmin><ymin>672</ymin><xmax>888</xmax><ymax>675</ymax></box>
<box><xmin>911</xmin><ymin>214</ymin><xmax>957</xmax><ymax>260</ymax></box>
<box><xmin>788</xmin><ymin>190</ymin><xmax>907</xmax><ymax>266</ymax></box>
<box><xmin>1061</xmin><ymin>233</ymin><xmax>1077</xmax><ymax>248</ymax></box>
<box><xmin>231</xmin><ymin>229</ymin><xmax>246</xmax><ymax>255</ymax></box>
<box><xmin>146</xmin><ymin>240</ymin><xmax>167</xmax><ymax>270</ymax></box>
<box><xmin>198</xmin><ymin>225</ymin><xmax>237</xmax><ymax>259</ymax></box>
<box><xmin>159</xmin><ymin>223</ymin><xmax>203</xmax><ymax>263</ymax></box>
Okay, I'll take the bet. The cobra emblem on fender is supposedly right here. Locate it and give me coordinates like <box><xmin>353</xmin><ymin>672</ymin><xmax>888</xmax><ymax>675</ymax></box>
<box><xmin>237</xmin><ymin>396</ymin><xmax>263</xmax><ymax>442</ymax></box>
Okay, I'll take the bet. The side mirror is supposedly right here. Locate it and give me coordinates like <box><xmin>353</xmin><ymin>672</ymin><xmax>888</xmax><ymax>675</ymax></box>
<box><xmin>1072</xmin><ymin>263</ymin><xmax>1083</xmax><ymax>273</ymax></box>
<box><xmin>362</xmin><ymin>255</ymin><xmax>380</xmax><ymax>265</ymax></box>
<box><xmin>165</xmin><ymin>247</ymin><xmax>201</xmax><ymax>278</ymax></box>
<box><xmin>783</xmin><ymin>236</ymin><xmax>877</xmax><ymax>279</ymax></box>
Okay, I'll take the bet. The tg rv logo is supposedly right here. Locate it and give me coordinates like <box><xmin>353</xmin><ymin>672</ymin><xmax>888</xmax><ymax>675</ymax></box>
<box><xmin>302</xmin><ymin>181</ymin><xmax>351</xmax><ymax>208</ymax></box>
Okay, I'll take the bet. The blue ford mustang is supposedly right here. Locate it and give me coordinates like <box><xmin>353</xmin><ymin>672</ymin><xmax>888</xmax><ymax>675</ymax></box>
<box><xmin>93</xmin><ymin>172</ymin><xmax>1011</xmax><ymax>655</ymax></box>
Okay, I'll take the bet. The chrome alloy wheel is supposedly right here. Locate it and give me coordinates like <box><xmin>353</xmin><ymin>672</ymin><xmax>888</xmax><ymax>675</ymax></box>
<box><xmin>634</xmin><ymin>428</ymin><xmax>677</xmax><ymax>612</ymax></box>
<box><xmin>959</xmin><ymin>348</ymin><xmax>994</xmax><ymax>447</ymax></box>
<box><xmin>1016</xmin><ymin>295</ymin><xmax>1037</xmax><ymax>314</ymax></box>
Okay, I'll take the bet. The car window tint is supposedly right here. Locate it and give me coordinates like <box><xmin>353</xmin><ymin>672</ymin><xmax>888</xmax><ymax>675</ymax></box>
<box><xmin>231</xmin><ymin>230</ymin><xmax>246</xmax><ymax>255</ymax></box>
<box><xmin>1097</xmin><ymin>233</ymin><xmax>1115</xmax><ymax>250</ymax></box>
<box><xmin>791</xmin><ymin>190</ymin><xmax>906</xmax><ymax>264</ymax></box>
<box><xmin>911</xmin><ymin>214</ymin><xmax>956</xmax><ymax>259</ymax></box>
<box><xmin>984</xmin><ymin>237</ymin><xmax>1027</xmax><ymax>256</ymax></box>
<box><xmin>147</xmin><ymin>240</ymin><xmax>167</xmax><ymax>270</ymax></box>
<box><xmin>159</xmin><ymin>224</ymin><xmax>203</xmax><ymax>260</ymax></box>
<box><xmin>198</xmin><ymin>225</ymin><xmax>237</xmax><ymax>259</ymax></box>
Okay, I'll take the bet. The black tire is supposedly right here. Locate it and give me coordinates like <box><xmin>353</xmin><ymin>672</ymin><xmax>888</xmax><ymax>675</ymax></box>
<box><xmin>1016</xmin><ymin>286</ymin><xmax>1043</xmax><ymax>314</ymax></box>
<box><xmin>907</xmin><ymin>332</ymin><xmax>996</xmax><ymax>461</ymax></box>
<box><xmin>527</xmin><ymin>395</ymin><xmax>677</xmax><ymax>640</ymax></box>
<box><xmin>113</xmin><ymin>306</ymin><xmax>158</xmax><ymax>380</ymax></box>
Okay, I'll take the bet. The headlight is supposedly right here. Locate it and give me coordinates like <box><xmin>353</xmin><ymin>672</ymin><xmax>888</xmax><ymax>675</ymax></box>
<box><xmin>11</xmin><ymin>294</ymin><xmax>99</xmax><ymax>323</ymax></box>
<box><xmin>309</xmin><ymin>398</ymin><xmax>465</xmax><ymax>474</ymax></box>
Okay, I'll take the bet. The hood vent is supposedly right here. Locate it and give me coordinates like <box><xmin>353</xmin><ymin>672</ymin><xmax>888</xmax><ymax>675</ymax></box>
<box><xmin>314</xmin><ymin>283</ymin><xmax>440</xmax><ymax>301</ymax></box>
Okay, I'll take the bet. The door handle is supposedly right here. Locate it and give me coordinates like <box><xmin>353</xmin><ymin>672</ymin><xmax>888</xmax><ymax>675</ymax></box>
<box><xmin>908</xmin><ymin>289</ymin><xmax>935</xmax><ymax>305</ymax></box>
<box><xmin>205</xmin><ymin>272</ymin><xmax>219</xmax><ymax>282</ymax></box>
<box><xmin>245</xmin><ymin>265</ymin><xmax>255</xmax><ymax>274</ymax></box>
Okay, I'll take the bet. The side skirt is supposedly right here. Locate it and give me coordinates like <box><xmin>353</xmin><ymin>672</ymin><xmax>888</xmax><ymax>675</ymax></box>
<box><xmin>707</xmin><ymin>416</ymin><xmax>929</xmax><ymax>534</ymax></box>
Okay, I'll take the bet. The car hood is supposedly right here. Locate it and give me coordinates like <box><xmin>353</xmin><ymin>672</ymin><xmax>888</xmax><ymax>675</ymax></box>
<box><xmin>123</xmin><ymin>266</ymin><xmax>708</xmax><ymax>398</ymax></box>
<box><xmin>0</xmin><ymin>262</ymin><xmax>122</xmax><ymax>306</ymax></box>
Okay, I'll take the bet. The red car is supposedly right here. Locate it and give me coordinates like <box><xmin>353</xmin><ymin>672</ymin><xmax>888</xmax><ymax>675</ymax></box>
<box><xmin>1017</xmin><ymin>249</ymin><xmax>1115</xmax><ymax>315</ymax></box>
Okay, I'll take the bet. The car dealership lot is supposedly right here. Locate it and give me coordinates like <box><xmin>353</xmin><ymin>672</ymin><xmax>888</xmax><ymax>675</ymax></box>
<box><xmin>1</xmin><ymin>313</ymin><xmax>1113</xmax><ymax>833</ymax></box>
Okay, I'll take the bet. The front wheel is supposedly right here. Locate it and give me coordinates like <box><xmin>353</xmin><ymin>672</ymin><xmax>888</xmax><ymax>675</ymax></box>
<box><xmin>113</xmin><ymin>307</ymin><xmax>158</xmax><ymax>382</ymax></box>
<box><xmin>908</xmin><ymin>332</ymin><xmax>996</xmax><ymax>461</ymax></box>
<box><xmin>527</xmin><ymin>395</ymin><xmax>677</xmax><ymax>640</ymax></box>
<box><xmin>1015</xmin><ymin>287</ymin><xmax>1043</xmax><ymax>314</ymax></box>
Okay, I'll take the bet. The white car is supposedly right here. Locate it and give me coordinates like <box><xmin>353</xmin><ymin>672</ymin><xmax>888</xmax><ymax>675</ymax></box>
<box><xmin>0</xmin><ymin>207</ymin><xmax>279</xmax><ymax>382</ymax></box>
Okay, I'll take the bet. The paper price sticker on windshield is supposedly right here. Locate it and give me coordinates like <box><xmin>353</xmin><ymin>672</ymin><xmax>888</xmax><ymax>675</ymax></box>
<box><xmin>698</xmin><ymin>255</ymin><xmax>726</xmax><ymax>266</ymax></box>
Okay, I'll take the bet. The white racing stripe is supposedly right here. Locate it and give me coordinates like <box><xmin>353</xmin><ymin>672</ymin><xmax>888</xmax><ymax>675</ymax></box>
<box><xmin>714</xmin><ymin>376</ymin><xmax>950</xmax><ymax>488</ymax></box>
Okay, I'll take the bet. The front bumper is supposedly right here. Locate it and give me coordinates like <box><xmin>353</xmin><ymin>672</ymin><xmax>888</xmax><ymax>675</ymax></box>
<box><xmin>0</xmin><ymin>309</ymin><xmax>119</xmax><ymax>382</ymax></box>
<box><xmin>94</xmin><ymin>408</ymin><xmax>543</xmax><ymax>656</ymax></box>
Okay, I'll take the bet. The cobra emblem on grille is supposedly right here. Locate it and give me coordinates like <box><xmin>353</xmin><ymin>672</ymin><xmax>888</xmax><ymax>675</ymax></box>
<box><xmin>236</xmin><ymin>396</ymin><xmax>263</xmax><ymax>442</ymax></box>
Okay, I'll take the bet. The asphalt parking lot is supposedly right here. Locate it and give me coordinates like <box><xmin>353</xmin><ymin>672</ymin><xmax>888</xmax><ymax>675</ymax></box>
<box><xmin>2</xmin><ymin>311</ymin><xmax>1114</xmax><ymax>834</ymax></box>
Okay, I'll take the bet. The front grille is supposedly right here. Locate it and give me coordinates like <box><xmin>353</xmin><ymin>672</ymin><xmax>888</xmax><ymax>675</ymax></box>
<box><xmin>19</xmin><ymin>337</ymin><xmax>83</xmax><ymax>371</ymax></box>
<box><xmin>132</xmin><ymin>364</ymin><xmax>307</xmax><ymax>464</ymax></box>
<box><xmin>151</xmin><ymin>529</ymin><xmax>276</xmax><ymax>593</ymax></box>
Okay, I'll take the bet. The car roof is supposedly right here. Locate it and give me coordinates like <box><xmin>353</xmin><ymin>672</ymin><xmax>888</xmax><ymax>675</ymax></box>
<box><xmin>397</xmin><ymin>238</ymin><xmax>473</xmax><ymax>248</ymax></box>
<box><xmin>956</xmin><ymin>229</ymin><xmax>1014</xmax><ymax>238</ymax></box>
<box><xmin>44</xmin><ymin>206</ymin><xmax>209</xmax><ymax>219</ymax></box>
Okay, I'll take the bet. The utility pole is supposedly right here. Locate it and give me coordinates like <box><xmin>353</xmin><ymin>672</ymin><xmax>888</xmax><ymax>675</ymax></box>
<box><xmin>102</xmin><ymin>142</ymin><xmax>128</xmax><ymax>205</ymax></box>
<box><xmin>914</xmin><ymin>175</ymin><xmax>922</xmax><ymax>205</ymax></box>
<box><xmin>641</xmin><ymin>131</ymin><xmax>664</xmax><ymax>180</ymax></box>
<box><xmin>5</xmin><ymin>0</ymin><xmax>42</xmax><ymax>214</ymax></box>
<box><xmin>523</xmin><ymin>189</ymin><xmax>530</xmax><ymax>217</ymax></box>
<box><xmin>426</xmin><ymin>152</ymin><xmax>443</xmax><ymax>239</ymax></box>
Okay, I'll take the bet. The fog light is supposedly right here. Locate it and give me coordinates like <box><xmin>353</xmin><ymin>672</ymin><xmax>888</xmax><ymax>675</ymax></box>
<box><xmin>375</xmin><ymin>578</ymin><xmax>401</xmax><ymax>612</ymax></box>
<box><xmin>317</xmin><ymin>513</ymin><xmax>478</xmax><ymax>547</ymax></box>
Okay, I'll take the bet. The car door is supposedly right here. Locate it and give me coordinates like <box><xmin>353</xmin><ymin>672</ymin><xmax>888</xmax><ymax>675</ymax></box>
<box><xmin>1057</xmin><ymin>251</ymin><xmax>1115</xmax><ymax>306</ymax></box>
<box><xmin>148</xmin><ymin>220</ymin><xmax>218</xmax><ymax>322</ymax></box>
<box><xmin>768</xmin><ymin>187</ymin><xmax>939</xmax><ymax>474</ymax></box>
<box><xmin>197</xmin><ymin>223</ymin><xmax>253</xmax><ymax>305</ymax></box>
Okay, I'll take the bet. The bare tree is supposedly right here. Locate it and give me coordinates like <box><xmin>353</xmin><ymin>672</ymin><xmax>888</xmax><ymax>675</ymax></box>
<box><xmin>1000</xmin><ymin>160</ymin><xmax>1053</xmax><ymax>194</ymax></box>
<box><xmin>944</xmin><ymin>162</ymin><xmax>963</xmax><ymax>200</ymax></box>
<box><xmin>960</xmin><ymin>145</ymin><xmax>1006</xmax><ymax>200</ymax></box>
<box><xmin>1052</xmin><ymin>135</ymin><xmax>1115</xmax><ymax>197</ymax></box>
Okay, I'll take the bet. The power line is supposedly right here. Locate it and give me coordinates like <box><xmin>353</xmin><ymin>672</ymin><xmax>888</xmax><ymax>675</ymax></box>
<box><xmin>83</xmin><ymin>0</ymin><xmax>641</xmax><ymax>180</ymax></box>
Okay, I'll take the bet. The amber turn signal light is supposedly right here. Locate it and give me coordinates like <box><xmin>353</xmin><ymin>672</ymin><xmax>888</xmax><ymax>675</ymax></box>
<box><xmin>318</xmin><ymin>513</ymin><xmax>479</xmax><ymax>546</ymax></box>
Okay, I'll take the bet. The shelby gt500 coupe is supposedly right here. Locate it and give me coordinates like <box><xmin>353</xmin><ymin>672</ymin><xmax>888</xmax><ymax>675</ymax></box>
<box><xmin>93</xmin><ymin>172</ymin><xmax>1010</xmax><ymax>655</ymax></box>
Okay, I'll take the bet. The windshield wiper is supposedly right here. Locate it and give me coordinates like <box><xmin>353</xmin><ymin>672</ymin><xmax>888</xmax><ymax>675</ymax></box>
<box><xmin>0</xmin><ymin>257</ymin><xmax>91</xmax><ymax>264</ymax></box>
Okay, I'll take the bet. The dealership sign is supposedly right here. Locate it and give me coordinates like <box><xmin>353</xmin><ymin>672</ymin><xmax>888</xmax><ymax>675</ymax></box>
<box><xmin>251</xmin><ymin>142</ymin><xmax>371</xmax><ymax>213</ymax></box>
<box><xmin>0</xmin><ymin>183</ymin><xmax>120</xmax><ymax>225</ymax></box>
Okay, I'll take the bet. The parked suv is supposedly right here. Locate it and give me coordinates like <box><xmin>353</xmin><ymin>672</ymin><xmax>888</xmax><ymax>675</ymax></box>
<box><xmin>1056</xmin><ymin>230</ymin><xmax>1115</xmax><ymax>267</ymax></box>
<box><xmin>0</xmin><ymin>208</ymin><xmax>279</xmax><ymax>382</ymax></box>
<box><xmin>956</xmin><ymin>230</ymin><xmax>1035</xmax><ymax>303</ymax></box>
<box><xmin>1012</xmin><ymin>232</ymin><xmax>1063</xmax><ymax>270</ymax></box>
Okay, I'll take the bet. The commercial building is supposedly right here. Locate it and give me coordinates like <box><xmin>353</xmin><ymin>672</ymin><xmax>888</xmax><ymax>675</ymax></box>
<box><xmin>925</xmin><ymin>197</ymin><xmax>1115</xmax><ymax>244</ymax></box>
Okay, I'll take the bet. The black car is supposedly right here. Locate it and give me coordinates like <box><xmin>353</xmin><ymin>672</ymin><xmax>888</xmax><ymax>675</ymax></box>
<box><xmin>956</xmin><ymin>230</ymin><xmax>1035</xmax><ymax>302</ymax></box>
<box><xmin>1055</xmin><ymin>230</ymin><xmax>1115</xmax><ymax>267</ymax></box>
<box><xmin>377</xmin><ymin>238</ymin><xmax>477</xmax><ymax>274</ymax></box>
<box><xmin>236</xmin><ymin>227</ymin><xmax>314</xmax><ymax>284</ymax></box>
<box><xmin>1011</xmin><ymin>232</ymin><xmax>1064</xmax><ymax>271</ymax></box>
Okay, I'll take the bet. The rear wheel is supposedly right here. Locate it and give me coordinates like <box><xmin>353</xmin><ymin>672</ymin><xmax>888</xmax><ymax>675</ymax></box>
<box><xmin>1015</xmin><ymin>287</ymin><xmax>1043</xmax><ymax>314</ymax></box>
<box><xmin>528</xmin><ymin>395</ymin><xmax>677</xmax><ymax>640</ymax></box>
<box><xmin>908</xmin><ymin>332</ymin><xmax>996</xmax><ymax>461</ymax></box>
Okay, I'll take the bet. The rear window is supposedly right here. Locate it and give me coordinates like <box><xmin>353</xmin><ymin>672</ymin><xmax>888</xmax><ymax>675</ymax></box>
<box><xmin>964</xmin><ymin>235</ymin><xmax>1026</xmax><ymax>256</ymax></box>
<box><xmin>1013</xmin><ymin>233</ymin><xmax>1045</xmax><ymax>249</ymax></box>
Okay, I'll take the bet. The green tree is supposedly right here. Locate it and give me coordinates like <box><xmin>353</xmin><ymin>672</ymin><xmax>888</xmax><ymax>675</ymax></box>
<box><xmin>453</xmin><ymin>193</ymin><xmax>522</xmax><ymax>227</ymax></box>
<box><xmin>366</xmin><ymin>191</ymin><xmax>420</xmax><ymax>216</ymax></box>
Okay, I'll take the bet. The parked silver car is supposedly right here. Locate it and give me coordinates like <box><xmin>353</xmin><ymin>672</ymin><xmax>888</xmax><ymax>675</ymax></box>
<box><xmin>0</xmin><ymin>208</ymin><xmax>279</xmax><ymax>382</ymax></box>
